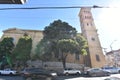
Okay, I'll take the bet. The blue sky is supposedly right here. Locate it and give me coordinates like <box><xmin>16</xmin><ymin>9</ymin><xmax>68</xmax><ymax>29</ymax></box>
<box><xmin>0</xmin><ymin>0</ymin><xmax>120</xmax><ymax>52</ymax></box>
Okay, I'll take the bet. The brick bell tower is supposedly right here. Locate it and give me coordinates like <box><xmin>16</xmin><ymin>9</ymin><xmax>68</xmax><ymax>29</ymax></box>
<box><xmin>78</xmin><ymin>7</ymin><xmax>106</xmax><ymax>68</ymax></box>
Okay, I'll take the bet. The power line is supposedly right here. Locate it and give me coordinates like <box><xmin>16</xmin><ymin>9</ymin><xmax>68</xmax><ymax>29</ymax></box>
<box><xmin>0</xmin><ymin>5</ymin><xmax>112</xmax><ymax>10</ymax></box>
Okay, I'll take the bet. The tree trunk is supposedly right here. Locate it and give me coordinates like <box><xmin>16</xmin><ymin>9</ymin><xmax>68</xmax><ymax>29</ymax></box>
<box><xmin>62</xmin><ymin>53</ymin><xmax>67</xmax><ymax>69</ymax></box>
<box><xmin>62</xmin><ymin>58</ymin><xmax>66</xmax><ymax>69</ymax></box>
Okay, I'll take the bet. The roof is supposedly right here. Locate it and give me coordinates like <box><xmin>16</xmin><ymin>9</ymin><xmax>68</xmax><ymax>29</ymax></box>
<box><xmin>106</xmin><ymin>49</ymin><xmax>120</xmax><ymax>55</ymax></box>
<box><xmin>3</xmin><ymin>28</ymin><xmax>43</xmax><ymax>33</ymax></box>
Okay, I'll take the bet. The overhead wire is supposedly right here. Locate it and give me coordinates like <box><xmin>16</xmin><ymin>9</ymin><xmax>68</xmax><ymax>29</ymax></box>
<box><xmin>0</xmin><ymin>5</ymin><xmax>112</xmax><ymax>10</ymax></box>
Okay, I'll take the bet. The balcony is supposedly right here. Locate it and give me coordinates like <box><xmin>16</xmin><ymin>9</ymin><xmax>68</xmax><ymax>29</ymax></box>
<box><xmin>0</xmin><ymin>0</ymin><xmax>27</xmax><ymax>4</ymax></box>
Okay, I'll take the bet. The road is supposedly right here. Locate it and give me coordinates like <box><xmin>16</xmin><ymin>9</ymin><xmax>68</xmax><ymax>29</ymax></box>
<box><xmin>0</xmin><ymin>74</ymin><xmax>120</xmax><ymax>80</ymax></box>
<box><xmin>0</xmin><ymin>75</ymin><xmax>25</xmax><ymax>80</ymax></box>
<box><xmin>59</xmin><ymin>74</ymin><xmax>120</xmax><ymax>80</ymax></box>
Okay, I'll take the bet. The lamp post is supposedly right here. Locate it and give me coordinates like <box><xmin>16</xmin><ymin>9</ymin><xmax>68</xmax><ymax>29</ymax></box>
<box><xmin>110</xmin><ymin>40</ymin><xmax>117</xmax><ymax>51</ymax></box>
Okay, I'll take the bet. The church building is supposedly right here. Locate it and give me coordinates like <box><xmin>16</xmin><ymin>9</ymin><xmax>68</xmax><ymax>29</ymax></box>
<box><xmin>0</xmin><ymin>8</ymin><xmax>106</xmax><ymax>68</ymax></box>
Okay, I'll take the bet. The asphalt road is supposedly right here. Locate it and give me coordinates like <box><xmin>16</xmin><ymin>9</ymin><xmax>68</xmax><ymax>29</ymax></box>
<box><xmin>0</xmin><ymin>75</ymin><xmax>54</xmax><ymax>80</ymax></box>
<box><xmin>0</xmin><ymin>75</ymin><xmax>25</xmax><ymax>80</ymax></box>
<box><xmin>0</xmin><ymin>74</ymin><xmax>120</xmax><ymax>80</ymax></box>
<box><xmin>56</xmin><ymin>74</ymin><xmax>120</xmax><ymax>80</ymax></box>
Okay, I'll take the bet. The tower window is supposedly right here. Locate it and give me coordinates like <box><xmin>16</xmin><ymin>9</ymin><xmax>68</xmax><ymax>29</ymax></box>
<box><xmin>85</xmin><ymin>16</ymin><xmax>91</xmax><ymax>19</ymax></box>
<box><xmin>91</xmin><ymin>37</ymin><xmax>95</xmax><ymax>41</ymax></box>
<box><xmin>96</xmin><ymin>54</ymin><xmax>100</xmax><ymax>61</ymax></box>
<box><xmin>84</xmin><ymin>11</ymin><xmax>89</xmax><ymax>13</ymax></box>
<box><xmin>87</xmin><ymin>23</ymin><xmax>89</xmax><ymax>26</ymax></box>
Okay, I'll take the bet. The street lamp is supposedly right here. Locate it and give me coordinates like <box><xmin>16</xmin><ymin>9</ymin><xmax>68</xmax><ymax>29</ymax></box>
<box><xmin>110</xmin><ymin>40</ymin><xmax>117</xmax><ymax>51</ymax></box>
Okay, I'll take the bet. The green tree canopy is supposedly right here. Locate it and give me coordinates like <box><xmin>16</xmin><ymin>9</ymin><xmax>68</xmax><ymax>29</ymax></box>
<box><xmin>0</xmin><ymin>37</ymin><xmax>14</xmax><ymax>68</ymax></box>
<box><xmin>57</xmin><ymin>35</ymin><xmax>88</xmax><ymax>68</ymax></box>
<box><xmin>57</xmin><ymin>39</ymin><xmax>80</xmax><ymax>68</ymax></box>
<box><xmin>44</xmin><ymin>20</ymin><xmax>77</xmax><ymax>40</ymax></box>
<box><xmin>36</xmin><ymin>20</ymin><xmax>77</xmax><ymax>60</ymax></box>
<box><xmin>75</xmin><ymin>35</ymin><xmax>88</xmax><ymax>55</ymax></box>
<box><xmin>12</xmin><ymin>33</ymin><xmax>32</xmax><ymax>66</ymax></box>
<box><xmin>57</xmin><ymin>39</ymin><xmax>79</xmax><ymax>53</ymax></box>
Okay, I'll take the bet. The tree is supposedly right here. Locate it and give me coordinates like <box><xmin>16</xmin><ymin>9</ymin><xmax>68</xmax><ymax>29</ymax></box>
<box><xmin>35</xmin><ymin>39</ymin><xmax>53</xmax><ymax>61</ymax></box>
<box><xmin>57</xmin><ymin>35</ymin><xmax>88</xmax><ymax>69</ymax></box>
<box><xmin>75</xmin><ymin>35</ymin><xmax>88</xmax><ymax>55</ymax></box>
<box><xmin>35</xmin><ymin>20</ymin><xmax>88</xmax><ymax>68</ymax></box>
<box><xmin>43</xmin><ymin>20</ymin><xmax>77</xmax><ymax>40</ymax></box>
<box><xmin>57</xmin><ymin>39</ymin><xmax>79</xmax><ymax>68</ymax></box>
<box><xmin>12</xmin><ymin>33</ymin><xmax>32</xmax><ymax>67</ymax></box>
<box><xmin>36</xmin><ymin>20</ymin><xmax>77</xmax><ymax>60</ymax></box>
<box><xmin>0</xmin><ymin>37</ymin><xmax>14</xmax><ymax>68</ymax></box>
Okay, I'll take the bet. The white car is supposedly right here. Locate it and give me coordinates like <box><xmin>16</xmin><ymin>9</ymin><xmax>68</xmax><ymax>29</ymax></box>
<box><xmin>0</xmin><ymin>68</ymin><xmax>17</xmax><ymax>75</ymax></box>
<box><xmin>102</xmin><ymin>67</ymin><xmax>120</xmax><ymax>74</ymax></box>
<box><xmin>63</xmin><ymin>68</ymin><xmax>81</xmax><ymax>75</ymax></box>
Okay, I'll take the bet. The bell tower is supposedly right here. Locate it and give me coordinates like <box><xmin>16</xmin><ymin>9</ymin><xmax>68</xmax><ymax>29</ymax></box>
<box><xmin>78</xmin><ymin>7</ymin><xmax>106</xmax><ymax>68</ymax></box>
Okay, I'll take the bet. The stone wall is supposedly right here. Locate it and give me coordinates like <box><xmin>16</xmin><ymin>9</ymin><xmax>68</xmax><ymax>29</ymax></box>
<box><xmin>27</xmin><ymin>60</ymin><xmax>84</xmax><ymax>72</ymax></box>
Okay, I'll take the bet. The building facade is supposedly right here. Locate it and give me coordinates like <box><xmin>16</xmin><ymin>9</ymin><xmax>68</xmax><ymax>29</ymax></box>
<box><xmin>0</xmin><ymin>28</ymin><xmax>43</xmax><ymax>56</ymax></box>
<box><xmin>78</xmin><ymin>8</ymin><xmax>106</xmax><ymax>68</ymax></box>
<box><xmin>106</xmin><ymin>49</ymin><xmax>120</xmax><ymax>67</ymax></box>
<box><xmin>0</xmin><ymin>28</ymin><xmax>85</xmax><ymax>65</ymax></box>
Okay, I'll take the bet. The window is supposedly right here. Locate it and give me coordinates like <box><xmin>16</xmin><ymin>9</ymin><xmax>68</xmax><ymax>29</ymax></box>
<box><xmin>91</xmin><ymin>37</ymin><xmax>95</xmax><ymax>41</ymax></box>
<box><xmin>87</xmin><ymin>23</ymin><xmax>89</xmax><ymax>26</ymax></box>
<box><xmin>96</xmin><ymin>54</ymin><xmax>100</xmax><ymax>61</ymax></box>
<box><xmin>84</xmin><ymin>11</ymin><xmax>89</xmax><ymax>13</ymax></box>
<box><xmin>75</xmin><ymin>53</ymin><xmax>80</xmax><ymax>60</ymax></box>
<box><xmin>85</xmin><ymin>16</ymin><xmax>91</xmax><ymax>19</ymax></box>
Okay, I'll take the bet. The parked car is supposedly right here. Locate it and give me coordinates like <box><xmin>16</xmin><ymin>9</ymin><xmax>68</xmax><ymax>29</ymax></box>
<box><xmin>63</xmin><ymin>68</ymin><xmax>81</xmax><ymax>75</ymax></box>
<box><xmin>20</xmin><ymin>68</ymin><xmax>57</xmax><ymax>79</ymax></box>
<box><xmin>102</xmin><ymin>66</ymin><xmax>120</xmax><ymax>74</ymax></box>
<box><xmin>0</xmin><ymin>68</ymin><xmax>17</xmax><ymax>75</ymax></box>
<box><xmin>86</xmin><ymin>68</ymin><xmax>110</xmax><ymax>77</ymax></box>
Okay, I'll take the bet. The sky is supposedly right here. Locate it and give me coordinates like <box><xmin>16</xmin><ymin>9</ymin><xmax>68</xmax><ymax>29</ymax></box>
<box><xmin>0</xmin><ymin>0</ymin><xmax>120</xmax><ymax>52</ymax></box>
